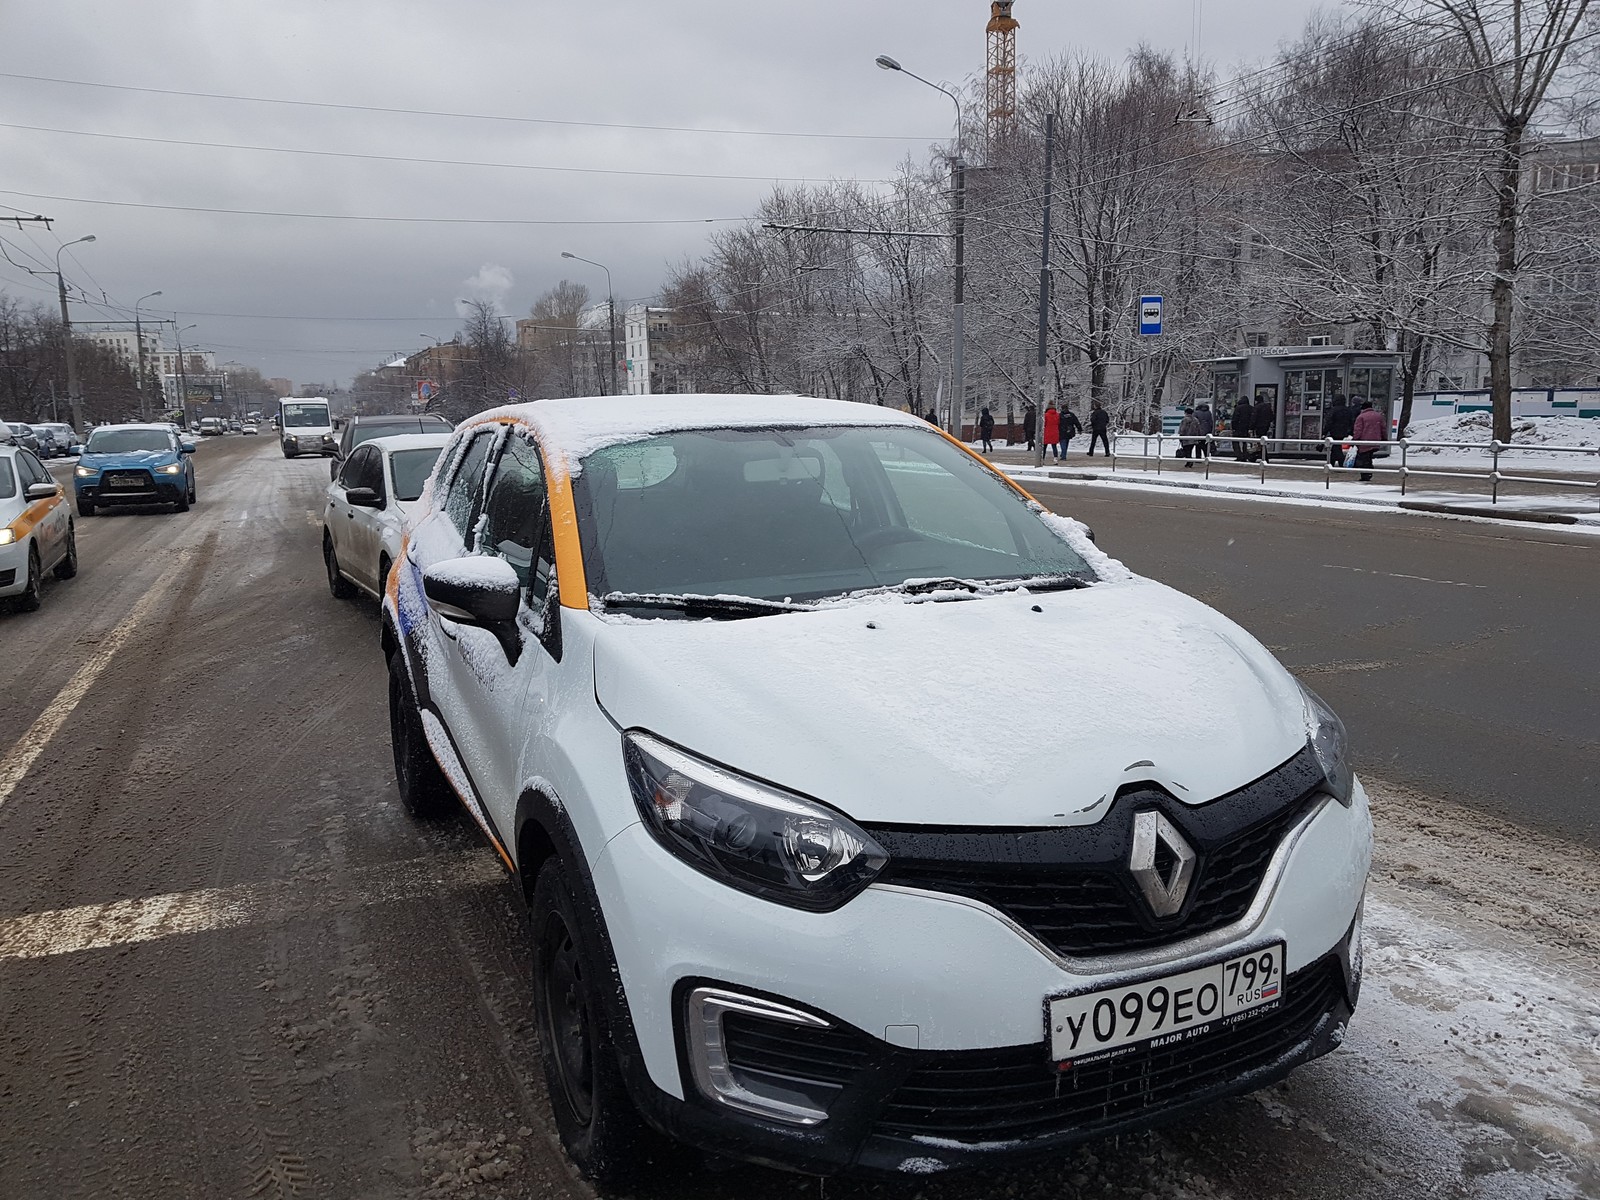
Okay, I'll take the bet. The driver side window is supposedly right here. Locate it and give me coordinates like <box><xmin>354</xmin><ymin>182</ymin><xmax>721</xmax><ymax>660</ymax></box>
<box><xmin>478</xmin><ymin>432</ymin><xmax>553</xmax><ymax>612</ymax></box>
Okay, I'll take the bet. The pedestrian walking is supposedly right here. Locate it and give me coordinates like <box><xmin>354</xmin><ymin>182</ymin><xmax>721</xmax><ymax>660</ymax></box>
<box><xmin>1323</xmin><ymin>393</ymin><xmax>1355</xmax><ymax>466</ymax></box>
<box><xmin>1088</xmin><ymin>401</ymin><xmax>1111</xmax><ymax>457</ymax></box>
<box><xmin>978</xmin><ymin>406</ymin><xmax>995</xmax><ymax>454</ymax></box>
<box><xmin>1229</xmin><ymin>401</ymin><xmax>1252</xmax><ymax>461</ymax></box>
<box><xmin>1351</xmin><ymin>399</ymin><xmax>1385</xmax><ymax>482</ymax></box>
<box><xmin>1043</xmin><ymin>403</ymin><xmax>1061</xmax><ymax>460</ymax></box>
<box><xmin>1060</xmin><ymin>406</ymin><xmax>1082</xmax><ymax>457</ymax></box>
<box><xmin>1177</xmin><ymin>407</ymin><xmax>1203</xmax><ymax>467</ymax></box>
<box><xmin>1251</xmin><ymin>392</ymin><xmax>1276</xmax><ymax>462</ymax></box>
<box><xmin>1022</xmin><ymin>403</ymin><xmax>1038</xmax><ymax>451</ymax></box>
<box><xmin>1195</xmin><ymin>402</ymin><xmax>1215</xmax><ymax>459</ymax></box>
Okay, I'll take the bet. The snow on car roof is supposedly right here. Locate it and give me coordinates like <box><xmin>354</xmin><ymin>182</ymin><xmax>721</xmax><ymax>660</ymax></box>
<box><xmin>472</xmin><ymin>394</ymin><xmax>931</xmax><ymax>472</ymax></box>
<box><xmin>90</xmin><ymin>422</ymin><xmax>176</xmax><ymax>432</ymax></box>
<box><xmin>363</xmin><ymin>432</ymin><xmax>452</xmax><ymax>453</ymax></box>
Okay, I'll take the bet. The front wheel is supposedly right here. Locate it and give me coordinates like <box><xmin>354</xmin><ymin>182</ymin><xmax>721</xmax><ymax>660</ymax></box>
<box><xmin>76</xmin><ymin>497</ymin><xmax>95</xmax><ymax>519</ymax></box>
<box><xmin>530</xmin><ymin>858</ymin><xmax>654</xmax><ymax>1188</ymax></box>
<box><xmin>387</xmin><ymin>650</ymin><xmax>453</xmax><ymax>818</ymax></box>
<box><xmin>54</xmin><ymin>523</ymin><xmax>78</xmax><ymax>580</ymax></box>
<box><xmin>15</xmin><ymin>546</ymin><xmax>42</xmax><ymax>612</ymax></box>
<box><xmin>173</xmin><ymin>487</ymin><xmax>190</xmax><ymax>513</ymax></box>
<box><xmin>323</xmin><ymin>531</ymin><xmax>356</xmax><ymax>599</ymax></box>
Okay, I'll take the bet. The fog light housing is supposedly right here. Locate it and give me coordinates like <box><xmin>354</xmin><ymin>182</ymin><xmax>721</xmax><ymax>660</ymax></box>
<box><xmin>684</xmin><ymin>988</ymin><xmax>837</xmax><ymax>1126</ymax></box>
<box><xmin>1338</xmin><ymin>901</ymin><xmax>1364</xmax><ymax>1008</ymax></box>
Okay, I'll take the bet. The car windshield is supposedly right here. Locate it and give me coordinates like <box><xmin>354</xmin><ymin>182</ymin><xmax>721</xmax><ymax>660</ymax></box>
<box><xmin>571</xmin><ymin>424</ymin><xmax>1094</xmax><ymax>606</ymax></box>
<box><xmin>390</xmin><ymin>447</ymin><xmax>443</xmax><ymax>502</ymax></box>
<box><xmin>281</xmin><ymin>404</ymin><xmax>328</xmax><ymax>428</ymax></box>
<box><xmin>0</xmin><ymin>459</ymin><xmax>14</xmax><ymax>500</ymax></box>
<box><xmin>85</xmin><ymin>429</ymin><xmax>172</xmax><ymax>454</ymax></box>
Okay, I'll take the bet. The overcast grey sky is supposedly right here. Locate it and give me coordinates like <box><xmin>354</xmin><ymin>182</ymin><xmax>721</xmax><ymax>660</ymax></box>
<box><xmin>0</xmin><ymin>0</ymin><xmax>1334</xmax><ymax>388</ymax></box>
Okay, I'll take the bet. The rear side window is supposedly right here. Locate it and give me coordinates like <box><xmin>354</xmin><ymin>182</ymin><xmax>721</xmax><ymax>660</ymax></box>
<box><xmin>443</xmin><ymin>429</ymin><xmax>499</xmax><ymax>536</ymax></box>
<box><xmin>0</xmin><ymin>459</ymin><xmax>14</xmax><ymax>499</ymax></box>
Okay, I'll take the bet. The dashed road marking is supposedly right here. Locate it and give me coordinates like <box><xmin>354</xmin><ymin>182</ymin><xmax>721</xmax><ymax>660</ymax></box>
<box><xmin>0</xmin><ymin>550</ymin><xmax>193</xmax><ymax>811</ymax></box>
<box><xmin>1325</xmin><ymin>563</ymin><xmax>1486</xmax><ymax>588</ymax></box>
<box><xmin>0</xmin><ymin>850</ymin><xmax>503</xmax><ymax>961</ymax></box>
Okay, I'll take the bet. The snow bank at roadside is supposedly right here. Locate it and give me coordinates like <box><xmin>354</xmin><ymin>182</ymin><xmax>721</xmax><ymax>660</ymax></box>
<box><xmin>1404</xmin><ymin>413</ymin><xmax>1598</xmax><ymax>456</ymax></box>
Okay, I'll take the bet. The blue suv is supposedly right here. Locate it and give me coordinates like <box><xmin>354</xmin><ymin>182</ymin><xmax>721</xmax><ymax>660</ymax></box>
<box><xmin>72</xmin><ymin>423</ymin><xmax>197</xmax><ymax>516</ymax></box>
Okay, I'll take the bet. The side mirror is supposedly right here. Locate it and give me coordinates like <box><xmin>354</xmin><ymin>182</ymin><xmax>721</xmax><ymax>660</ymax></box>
<box><xmin>68</xmin><ymin>444</ymin><xmax>84</xmax><ymax>456</ymax></box>
<box><xmin>24</xmin><ymin>481</ymin><xmax>58</xmax><ymax>501</ymax></box>
<box><xmin>345</xmin><ymin>486</ymin><xmax>385</xmax><ymax>509</ymax></box>
<box><xmin>423</xmin><ymin>556</ymin><xmax>521</xmax><ymax>626</ymax></box>
<box><xmin>180</xmin><ymin>441</ymin><xmax>196</xmax><ymax>454</ymax></box>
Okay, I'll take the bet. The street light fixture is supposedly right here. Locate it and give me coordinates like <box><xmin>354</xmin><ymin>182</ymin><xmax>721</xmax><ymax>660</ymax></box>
<box><xmin>560</xmin><ymin>251</ymin><xmax>620</xmax><ymax>396</ymax></box>
<box><xmin>53</xmin><ymin>234</ymin><xmax>95</xmax><ymax>433</ymax></box>
<box><xmin>173</xmin><ymin>322</ymin><xmax>197</xmax><ymax>427</ymax></box>
<box><xmin>877</xmin><ymin>54</ymin><xmax>965</xmax><ymax>437</ymax></box>
<box><xmin>134</xmin><ymin>289</ymin><xmax>163</xmax><ymax>419</ymax></box>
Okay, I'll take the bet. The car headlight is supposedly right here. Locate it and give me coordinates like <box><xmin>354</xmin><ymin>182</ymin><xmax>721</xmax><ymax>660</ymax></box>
<box><xmin>1301</xmin><ymin>683</ymin><xmax>1354</xmax><ymax>805</ymax></box>
<box><xmin>157</xmin><ymin>462</ymin><xmax>184</xmax><ymax>475</ymax></box>
<box><xmin>624</xmin><ymin>731</ymin><xmax>887</xmax><ymax>912</ymax></box>
<box><xmin>0</xmin><ymin>529</ymin><xmax>14</xmax><ymax>545</ymax></box>
<box><xmin>75</xmin><ymin>465</ymin><xmax>94</xmax><ymax>477</ymax></box>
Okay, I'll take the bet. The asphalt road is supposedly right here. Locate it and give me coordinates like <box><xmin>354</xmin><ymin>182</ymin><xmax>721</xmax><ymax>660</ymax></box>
<box><xmin>0</xmin><ymin>437</ymin><xmax>1594</xmax><ymax>1200</ymax></box>
<box><xmin>1024</xmin><ymin>479</ymin><xmax>1600</xmax><ymax>848</ymax></box>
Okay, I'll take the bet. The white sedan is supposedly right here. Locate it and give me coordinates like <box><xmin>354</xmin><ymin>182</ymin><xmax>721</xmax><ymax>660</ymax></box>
<box><xmin>1</xmin><ymin>443</ymin><xmax>77</xmax><ymax>611</ymax></box>
<box><xmin>322</xmin><ymin>432</ymin><xmax>449</xmax><ymax>602</ymax></box>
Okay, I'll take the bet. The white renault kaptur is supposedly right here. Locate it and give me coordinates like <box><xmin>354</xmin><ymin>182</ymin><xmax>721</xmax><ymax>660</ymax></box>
<box><xmin>383</xmin><ymin>396</ymin><xmax>1370</xmax><ymax>1183</ymax></box>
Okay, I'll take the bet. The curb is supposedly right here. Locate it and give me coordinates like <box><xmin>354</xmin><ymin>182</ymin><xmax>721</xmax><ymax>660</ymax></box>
<box><xmin>1002</xmin><ymin>467</ymin><xmax>1600</xmax><ymax>527</ymax></box>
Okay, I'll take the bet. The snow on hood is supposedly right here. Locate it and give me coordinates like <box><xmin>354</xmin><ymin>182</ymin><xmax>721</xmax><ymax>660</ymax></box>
<box><xmin>593</xmin><ymin>579</ymin><xmax>1310</xmax><ymax>827</ymax></box>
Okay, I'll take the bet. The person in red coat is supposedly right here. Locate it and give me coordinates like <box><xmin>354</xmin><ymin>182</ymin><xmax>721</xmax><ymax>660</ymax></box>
<box><xmin>1351</xmin><ymin>400</ymin><xmax>1386</xmax><ymax>481</ymax></box>
<box><xmin>1042</xmin><ymin>403</ymin><xmax>1061</xmax><ymax>460</ymax></box>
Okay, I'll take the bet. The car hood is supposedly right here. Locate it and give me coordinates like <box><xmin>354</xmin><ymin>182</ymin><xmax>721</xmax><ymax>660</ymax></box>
<box><xmin>592</xmin><ymin>580</ymin><xmax>1311</xmax><ymax>827</ymax></box>
<box><xmin>80</xmin><ymin>450</ymin><xmax>180</xmax><ymax>470</ymax></box>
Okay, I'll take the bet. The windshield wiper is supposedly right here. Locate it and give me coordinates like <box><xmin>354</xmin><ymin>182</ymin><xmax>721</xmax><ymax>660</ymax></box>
<box><xmin>600</xmin><ymin>592</ymin><xmax>814</xmax><ymax>618</ymax></box>
<box><xmin>889</xmin><ymin>574</ymin><xmax>1094</xmax><ymax>598</ymax></box>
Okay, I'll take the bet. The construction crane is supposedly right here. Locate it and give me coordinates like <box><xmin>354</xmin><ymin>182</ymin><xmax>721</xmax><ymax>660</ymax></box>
<box><xmin>986</xmin><ymin>1</ymin><xmax>1019</xmax><ymax>142</ymax></box>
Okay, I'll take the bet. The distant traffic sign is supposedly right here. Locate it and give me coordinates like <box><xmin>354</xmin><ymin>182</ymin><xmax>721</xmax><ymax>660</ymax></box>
<box><xmin>1139</xmin><ymin>295</ymin><xmax>1163</xmax><ymax>336</ymax></box>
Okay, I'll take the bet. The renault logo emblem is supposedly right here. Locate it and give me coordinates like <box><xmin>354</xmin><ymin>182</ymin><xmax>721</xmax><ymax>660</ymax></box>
<box><xmin>1129</xmin><ymin>811</ymin><xmax>1196</xmax><ymax>918</ymax></box>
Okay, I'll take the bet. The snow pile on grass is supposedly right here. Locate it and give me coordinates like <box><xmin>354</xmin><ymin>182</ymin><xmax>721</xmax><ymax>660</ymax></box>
<box><xmin>1404</xmin><ymin>413</ymin><xmax>1598</xmax><ymax>455</ymax></box>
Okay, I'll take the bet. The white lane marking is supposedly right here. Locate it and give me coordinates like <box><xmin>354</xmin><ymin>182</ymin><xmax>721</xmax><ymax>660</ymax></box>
<box><xmin>0</xmin><ymin>551</ymin><xmax>192</xmax><ymax>812</ymax></box>
<box><xmin>0</xmin><ymin>851</ymin><xmax>503</xmax><ymax>961</ymax></box>
<box><xmin>1324</xmin><ymin>564</ymin><xmax>1486</xmax><ymax>588</ymax></box>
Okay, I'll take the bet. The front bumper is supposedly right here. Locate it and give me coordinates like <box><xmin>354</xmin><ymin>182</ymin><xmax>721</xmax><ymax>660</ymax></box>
<box><xmin>0</xmin><ymin>538</ymin><xmax>28</xmax><ymax>596</ymax></box>
<box><xmin>591</xmin><ymin>779</ymin><xmax>1371</xmax><ymax>1175</ymax></box>
<box><xmin>76</xmin><ymin>475</ymin><xmax>186</xmax><ymax>506</ymax></box>
<box><xmin>282</xmin><ymin>434</ymin><xmax>336</xmax><ymax>456</ymax></box>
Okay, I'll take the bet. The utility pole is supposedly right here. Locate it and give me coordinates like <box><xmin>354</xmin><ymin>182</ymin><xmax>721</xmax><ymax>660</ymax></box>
<box><xmin>53</xmin><ymin>234</ymin><xmax>95</xmax><ymax>433</ymax></box>
<box><xmin>951</xmin><ymin>158</ymin><xmax>966</xmax><ymax>439</ymax></box>
<box><xmin>1033</xmin><ymin>111</ymin><xmax>1055</xmax><ymax>468</ymax></box>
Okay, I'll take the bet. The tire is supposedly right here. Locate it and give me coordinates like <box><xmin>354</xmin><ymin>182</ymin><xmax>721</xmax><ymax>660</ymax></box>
<box><xmin>386</xmin><ymin>650</ymin><xmax>453</xmax><ymax>818</ymax></box>
<box><xmin>53</xmin><ymin>522</ymin><xmax>78</xmax><ymax>580</ymax></box>
<box><xmin>377</xmin><ymin>554</ymin><xmax>392</xmax><ymax>598</ymax></box>
<box><xmin>530</xmin><ymin>858</ymin><xmax>654</xmax><ymax>1188</ymax></box>
<box><xmin>173</xmin><ymin>487</ymin><xmax>190</xmax><ymax>513</ymax></box>
<box><xmin>76</xmin><ymin>497</ymin><xmax>95</xmax><ymax>519</ymax></box>
<box><xmin>323</xmin><ymin>531</ymin><xmax>356</xmax><ymax>599</ymax></box>
<box><xmin>15</xmin><ymin>546</ymin><xmax>42</xmax><ymax>612</ymax></box>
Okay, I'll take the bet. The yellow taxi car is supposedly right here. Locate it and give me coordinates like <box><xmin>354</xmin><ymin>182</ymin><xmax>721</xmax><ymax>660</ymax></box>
<box><xmin>1</xmin><ymin>442</ymin><xmax>76</xmax><ymax>612</ymax></box>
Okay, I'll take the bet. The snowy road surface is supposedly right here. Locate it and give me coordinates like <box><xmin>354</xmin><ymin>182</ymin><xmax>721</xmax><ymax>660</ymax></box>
<box><xmin>0</xmin><ymin>435</ymin><xmax>1594</xmax><ymax>1198</ymax></box>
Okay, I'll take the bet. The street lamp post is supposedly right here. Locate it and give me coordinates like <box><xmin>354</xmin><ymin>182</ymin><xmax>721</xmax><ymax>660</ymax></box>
<box><xmin>174</xmin><ymin>323</ymin><xmax>196</xmax><ymax>428</ymax></box>
<box><xmin>53</xmin><ymin>235</ymin><xmax>96</xmax><ymax>432</ymax></box>
<box><xmin>134</xmin><ymin>289</ymin><xmax>163</xmax><ymax>420</ymax></box>
<box><xmin>878</xmin><ymin>55</ymin><xmax>964</xmax><ymax>438</ymax></box>
<box><xmin>560</xmin><ymin>251</ymin><xmax>620</xmax><ymax>396</ymax></box>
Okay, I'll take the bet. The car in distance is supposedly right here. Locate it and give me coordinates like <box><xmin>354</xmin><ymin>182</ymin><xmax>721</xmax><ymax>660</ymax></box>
<box><xmin>72</xmin><ymin>423</ymin><xmax>197</xmax><ymax>516</ymax></box>
<box><xmin>279</xmin><ymin>397</ymin><xmax>335</xmax><ymax>458</ymax></box>
<box><xmin>323</xmin><ymin>432</ymin><xmax>448</xmax><ymax>602</ymax></box>
<box><xmin>328</xmin><ymin>412</ymin><xmax>453</xmax><ymax>480</ymax></box>
<box><xmin>5</xmin><ymin>422</ymin><xmax>41</xmax><ymax>454</ymax></box>
<box><xmin>243</xmin><ymin>422</ymin><xmax>259</xmax><ymax>436</ymax></box>
<box><xmin>199</xmin><ymin>417</ymin><xmax>225</xmax><ymax>437</ymax></box>
<box><xmin>381</xmin><ymin>395</ymin><xmax>1371</xmax><ymax>1183</ymax></box>
<box><xmin>1</xmin><ymin>442</ymin><xmax>76</xmax><ymax>611</ymax></box>
<box><xmin>42</xmin><ymin>423</ymin><xmax>80</xmax><ymax>456</ymax></box>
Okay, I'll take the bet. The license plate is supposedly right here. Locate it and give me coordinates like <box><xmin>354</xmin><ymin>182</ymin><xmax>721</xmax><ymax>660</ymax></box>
<box><xmin>1048</xmin><ymin>942</ymin><xmax>1285</xmax><ymax>1064</ymax></box>
<box><xmin>109</xmin><ymin>474</ymin><xmax>144</xmax><ymax>489</ymax></box>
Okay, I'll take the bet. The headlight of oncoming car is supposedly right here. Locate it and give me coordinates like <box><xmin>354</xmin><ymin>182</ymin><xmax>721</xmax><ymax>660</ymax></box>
<box><xmin>74</xmin><ymin>465</ymin><xmax>94</xmax><ymax>477</ymax></box>
<box><xmin>624</xmin><ymin>731</ymin><xmax>887</xmax><ymax>912</ymax></box>
<box><xmin>1301</xmin><ymin>683</ymin><xmax>1354</xmax><ymax>805</ymax></box>
<box><xmin>157</xmin><ymin>462</ymin><xmax>184</xmax><ymax>475</ymax></box>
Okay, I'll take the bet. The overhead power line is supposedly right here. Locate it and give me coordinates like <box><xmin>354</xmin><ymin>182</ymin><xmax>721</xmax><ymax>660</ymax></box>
<box><xmin>0</xmin><ymin>122</ymin><xmax>886</xmax><ymax>185</ymax></box>
<box><xmin>0</xmin><ymin>71</ymin><xmax>937</xmax><ymax>143</ymax></box>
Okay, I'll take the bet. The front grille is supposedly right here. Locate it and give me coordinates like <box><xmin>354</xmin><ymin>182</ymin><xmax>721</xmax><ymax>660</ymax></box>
<box><xmin>0</xmin><ymin>569</ymin><xmax>14</xmax><ymax>587</ymax></box>
<box><xmin>874</xmin><ymin>957</ymin><xmax>1344</xmax><ymax>1141</ymax></box>
<box><xmin>880</xmin><ymin>799</ymin><xmax>1310</xmax><ymax>957</ymax></box>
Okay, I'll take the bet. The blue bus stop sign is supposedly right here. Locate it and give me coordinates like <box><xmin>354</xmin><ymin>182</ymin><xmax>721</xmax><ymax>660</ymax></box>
<box><xmin>1139</xmin><ymin>295</ymin><xmax>1163</xmax><ymax>336</ymax></box>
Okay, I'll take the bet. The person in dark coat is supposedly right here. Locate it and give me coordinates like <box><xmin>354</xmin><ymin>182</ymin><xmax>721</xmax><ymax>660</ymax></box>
<box><xmin>1251</xmin><ymin>393</ymin><xmax>1276</xmax><ymax>461</ymax></box>
<box><xmin>1322</xmin><ymin>393</ymin><xmax>1355</xmax><ymax>466</ymax></box>
<box><xmin>1194</xmin><ymin>402</ymin><xmax>1215</xmax><ymax>458</ymax></box>
<box><xmin>1229</xmin><ymin>402</ymin><xmax>1252</xmax><ymax>461</ymax></box>
<box><xmin>1022</xmin><ymin>404</ymin><xmax>1037</xmax><ymax>451</ymax></box>
<box><xmin>1177</xmin><ymin>407</ymin><xmax>1203</xmax><ymax>467</ymax></box>
<box><xmin>1060</xmin><ymin>406</ymin><xmax>1083</xmax><ymax>456</ymax></box>
<box><xmin>978</xmin><ymin>406</ymin><xmax>995</xmax><ymax>454</ymax></box>
<box><xmin>1351</xmin><ymin>399</ymin><xmax>1386</xmax><ymax>481</ymax></box>
<box><xmin>1087</xmin><ymin>401</ymin><xmax>1111</xmax><ymax>456</ymax></box>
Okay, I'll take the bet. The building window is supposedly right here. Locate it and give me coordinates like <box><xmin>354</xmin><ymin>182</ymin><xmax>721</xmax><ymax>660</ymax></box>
<box><xmin>1306</xmin><ymin>335</ymin><xmax>1331</xmax><ymax>346</ymax></box>
<box><xmin>1244</xmin><ymin>331</ymin><xmax>1270</xmax><ymax>348</ymax></box>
